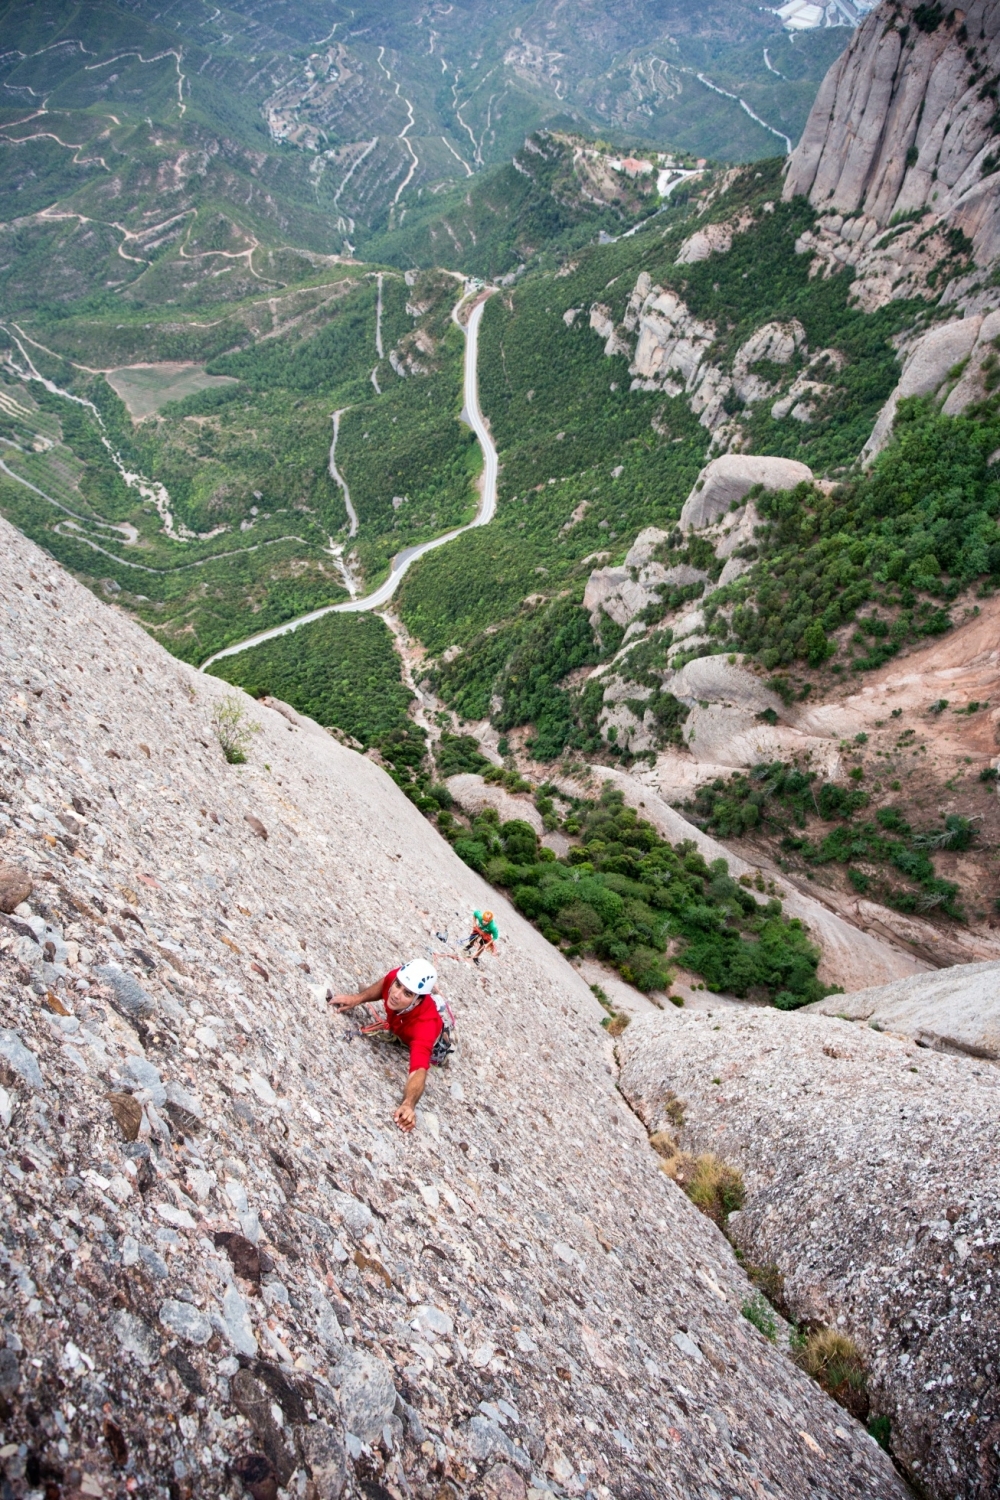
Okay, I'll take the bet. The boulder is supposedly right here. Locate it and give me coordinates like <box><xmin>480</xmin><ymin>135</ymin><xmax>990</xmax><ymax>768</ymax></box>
<box><xmin>679</xmin><ymin>455</ymin><xmax>813</xmax><ymax>530</ymax></box>
<box><xmin>0</xmin><ymin>862</ymin><xmax>31</xmax><ymax>914</ymax></box>
<box><xmin>669</xmin><ymin>656</ymin><xmax>786</xmax><ymax>716</ymax></box>
<box><xmin>806</xmin><ymin>959</ymin><xmax>1000</xmax><ymax>1059</ymax></box>
<box><xmin>617</xmin><ymin>1005</ymin><xmax>1000</xmax><ymax>1500</ymax></box>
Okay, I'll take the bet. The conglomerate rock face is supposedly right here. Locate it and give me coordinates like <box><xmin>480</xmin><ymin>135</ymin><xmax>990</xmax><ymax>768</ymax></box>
<box><xmin>0</xmin><ymin>514</ymin><xmax>908</xmax><ymax>1499</ymax></box>
<box><xmin>617</xmin><ymin>1007</ymin><xmax>1000</xmax><ymax>1500</ymax></box>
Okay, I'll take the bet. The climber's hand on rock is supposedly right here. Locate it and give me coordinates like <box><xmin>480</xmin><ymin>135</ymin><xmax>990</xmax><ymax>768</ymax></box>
<box><xmin>328</xmin><ymin>991</ymin><xmax>361</xmax><ymax>1011</ymax></box>
<box><xmin>394</xmin><ymin>1100</ymin><xmax>416</xmax><ymax>1132</ymax></box>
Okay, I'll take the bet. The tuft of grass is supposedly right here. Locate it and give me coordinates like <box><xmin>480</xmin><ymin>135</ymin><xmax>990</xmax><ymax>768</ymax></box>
<box><xmin>212</xmin><ymin>695</ymin><xmax>260</xmax><ymax>765</ymax></box>
<box><xmin>602</xmin><ymin>1012</ymin><xmax>631</xmax><ymax>1036</ymax></box>
<box><xmin>741</xmin><ymin>1294</ymin><xmax>777</xmax><ymax>1341</ymax></box>
<box><xmin>795</xmin><ymin>1327</ymin><xmax>869</xmax><ymax>1421</ymax></box>
<box><xmin>676</xmin><ymin>1152</ymin><xmax>745</xmax><ymax>1228</ymax></box>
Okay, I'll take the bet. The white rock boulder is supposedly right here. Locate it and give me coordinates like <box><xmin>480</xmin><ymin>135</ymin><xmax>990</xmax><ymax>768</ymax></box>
<box><xmin>806</xmin><ymin>958</ymin><xmax>1000</xmax><ymax>1059</ymax></box>
<box><xmin>679</xmin><ymin>455</ymin><xmax>813</xmax><ymax>531</ymax></box>
<box><xmin>863</xmin><ymin>317</ymin><xmax>983</xmax><ymax>459</ymax></box>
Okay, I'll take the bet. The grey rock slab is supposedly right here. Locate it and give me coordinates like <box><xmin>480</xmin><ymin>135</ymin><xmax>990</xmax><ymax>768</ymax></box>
<box><xmin>221</xmin><ymin>1284</ymin><xmax>257</xmax><ymax>1355</ymax></box>
<box><xmin>0</xmin><ymin>509</ymin><xmax>913</xmax><ymax>1500</ymax></box>
<box><xmin>159</xmin><ymin>1299</ymin><xmax>213</xmax><ymax>1345</ymax></box>
<box><xmin>618</xmin><ymin>1006</ymin><xmax>1000</xmax><ymax>1498</ymax></box>
<box><xmin>334</xmin><ymin>1348</ymin><xmax>397</xmax><ymax>1442</ymax></box>
<box><xmin>94</xmin><ymin>964</ymin><xmax>157</xmax><ymax>1021</ymax></box>
<box><xmin>806</xmin><ymin>958</ymin><xmax>1000</xmax><ymax>1060</ymax></box>
<box><xmin>110</xmin><ymin>1310</ymin><xmax>160</xmax><ymax>1367</ymax></box>
<box><xmin>0</xmin><ymin>1029</ymin><xmax>43</xmax><ymax>1089</ymax></box>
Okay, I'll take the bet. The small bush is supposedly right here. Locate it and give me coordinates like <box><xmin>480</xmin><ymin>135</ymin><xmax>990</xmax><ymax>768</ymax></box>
<box><xmin>868</xmin><ymin>1415</ymin><xmax>892</xmax><ymax>1452</ymax></box>
<box><xmin>602</xmin><ymin>1012</ymin><xmax>631</xmax><ymax>1036</ymax></box>
<box><xmin>741</xmin><ymin>1294</ymin><xmax>777</xmax><ymax>1341</ymax></box>
<box><xmin>212</xmin><ymin>695</ymin><xmax>260</xmax><ymax>765</ymax></box>
<box><xmin>748</xmin><ymin>1262</ymin><xmax>785</xmax><ymax>1307</ymax></box>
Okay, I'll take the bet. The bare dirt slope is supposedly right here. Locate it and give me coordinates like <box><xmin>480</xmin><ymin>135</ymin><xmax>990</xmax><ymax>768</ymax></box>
<box><xmin>0</xmin><ymin>512</ymin><xmax>908</xmax><ymax>1499</ymax></box>
<box><xmin>618</xmin><ymin>1006</ymin><xmax>1000</xmax><ymax>1500</ymax></box>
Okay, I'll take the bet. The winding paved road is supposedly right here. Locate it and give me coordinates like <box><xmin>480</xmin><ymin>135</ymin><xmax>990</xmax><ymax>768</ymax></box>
<box><xmin>200</xmin><ymin>292</ymin><xmax>497</xmax><ymax>671</ymax></box>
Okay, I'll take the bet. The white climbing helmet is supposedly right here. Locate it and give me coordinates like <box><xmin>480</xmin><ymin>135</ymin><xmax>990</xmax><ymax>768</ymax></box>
<box><xmin>396</xmin><ymin>960</ymin><xmax>437</xmax><ymax>996</ymax></box>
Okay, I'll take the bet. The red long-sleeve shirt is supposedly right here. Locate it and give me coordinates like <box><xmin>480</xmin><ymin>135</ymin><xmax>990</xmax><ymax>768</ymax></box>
<box><xmin>380</xmin><ymin>968</ymin><xmax>442</xmax><ymax>1073</ymax></box>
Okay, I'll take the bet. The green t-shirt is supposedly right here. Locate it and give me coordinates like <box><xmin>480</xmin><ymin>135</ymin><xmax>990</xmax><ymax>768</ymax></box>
<box><xmin>474</xmin><ymin>911</ymin><xmax>499</xmax><ymax>941</ymax></box>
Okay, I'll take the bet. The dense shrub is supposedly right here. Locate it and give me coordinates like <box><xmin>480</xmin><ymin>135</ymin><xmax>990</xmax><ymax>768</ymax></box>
<box><xmin>717</xmin><ymin>401</ymin><xmax>1000</xmax><ymax>672</ymax></box>
<box><xmin>454</xmin><ymin>785</ymin><xmax>828</xmax><ymax>1004</ymax></box>
<box><xmin>683</xmin><ymin>760</ymin><xmax>968</xmax><ymax>917</ymax></box>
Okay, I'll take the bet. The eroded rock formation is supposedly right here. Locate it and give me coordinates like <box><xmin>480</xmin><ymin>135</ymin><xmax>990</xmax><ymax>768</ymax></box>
<box><xmin>784</xmin><ymin>0</ymin><xmax>1000</xmax><ymax>304</ymax></box>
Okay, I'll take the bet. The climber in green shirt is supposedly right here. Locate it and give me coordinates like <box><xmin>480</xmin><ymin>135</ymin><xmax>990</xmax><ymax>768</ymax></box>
<box><xmin>464</xmin><ymin>909</ymin><xmax>498</xmax><ymax>963</ymax></box>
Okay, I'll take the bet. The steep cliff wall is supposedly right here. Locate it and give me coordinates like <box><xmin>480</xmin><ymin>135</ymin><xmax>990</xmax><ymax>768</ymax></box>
<box><xmin>0</xmin><ymin>515</ymin><xmax>909</xmax><ymax>1499</ymax></box>
<box><xmin>784</xmin><ymin>0</ymin><xmax>1000</xmax><ymax>261</ymax></box>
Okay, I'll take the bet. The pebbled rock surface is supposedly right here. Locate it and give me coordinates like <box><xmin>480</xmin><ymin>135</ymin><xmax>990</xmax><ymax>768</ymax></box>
<box><xmin>0</xmin><ymin>519</ymin><xmax>912</xmax><ymax>1497</ymax></box>
<box><xmin>617</xmin><ymin>1006</ymin><xmax>1000</xmax><ymax>1500</ymax></box>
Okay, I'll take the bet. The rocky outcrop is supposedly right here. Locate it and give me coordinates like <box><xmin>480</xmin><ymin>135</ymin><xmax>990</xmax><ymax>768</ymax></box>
<box><xmin>784</xmin><ymin>0</ymin><xmax>1000</xmax><ymax>301</ymax></box>
<box><xmin>863</xmin><ymin>316</ymin><xmax>984</xmax><ymax>455</ymax></box>
<box><xmin>617</xmin><ymin>1004</ymin><xmax>1000</xmax><ymax>1500</ymax></box>
<box><xmin>730</xmin><ymin>319</ymin><xmax>806</xmax><ymax>407</ymax></box>
<box><xmin>807</xmin><ymin>958</ymin><xmax>1000</xmax><ymax>1057</ymax></box>
<box><xmin>625</xmin><ymin>279</ymin><xmax>717</xmax><ymax>399</ymax></box>
<box><xmin>785</xmin><ymin>1</ymin><xmax>1000</xmax><ymax>245</ymax></box>
<box><xmin>674</xmin><ymin>212</ymin><xmax>753</xmax><ymax>266</ymax></box>
<box><xmin>863</xmin><ymin>307</ymin><xmax>1000</xmax><ymax>455</ymax></box>
<box><xmin>679</xmin><ymin>454</ymin><xmax>814</xmax><ymax>530</ymax></box>
<box><xmin>0</xmin><ymin>517</ymin><xmax>915</xmax><ymax>1498</ymax></box>
<box><xmin>582</xmin><ymin>526</ymin><xmax>709</xmax><ymax>629</ymax></box>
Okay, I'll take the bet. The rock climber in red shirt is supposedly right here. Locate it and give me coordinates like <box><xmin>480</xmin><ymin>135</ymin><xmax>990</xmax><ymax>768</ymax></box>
<box><xmin>327</xmin><ymin>960</ymin><xmax>442</xmax><ymax>1133</ymax></box>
